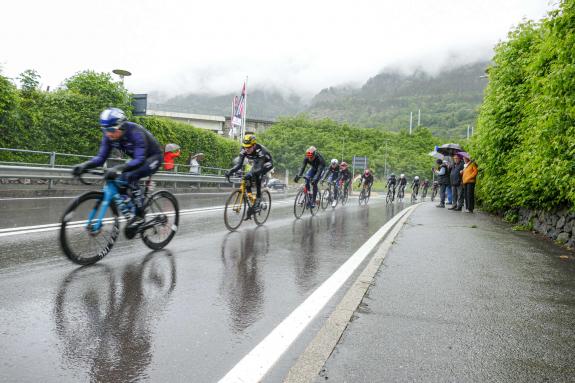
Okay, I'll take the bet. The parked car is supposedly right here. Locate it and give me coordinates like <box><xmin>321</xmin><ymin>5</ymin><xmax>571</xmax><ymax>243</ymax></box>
<box><xmin>266</xmin><ymin>178</ymin><xmax>286</xmax><ymax>191</ymax></box>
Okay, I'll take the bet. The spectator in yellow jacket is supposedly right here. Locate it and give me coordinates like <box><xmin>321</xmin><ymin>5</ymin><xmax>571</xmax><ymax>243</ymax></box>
<box><xmin>461</xmin><ymin>152</ymin><xmax>478</xmax><ymax>213</ymax></box>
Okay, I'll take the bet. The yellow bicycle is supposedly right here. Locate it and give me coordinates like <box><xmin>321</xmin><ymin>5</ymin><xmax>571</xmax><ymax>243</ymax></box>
<box><xmin>224</xmin><ymin>177</ymin><xmax>271</xmax><ymax>231</ymax></box>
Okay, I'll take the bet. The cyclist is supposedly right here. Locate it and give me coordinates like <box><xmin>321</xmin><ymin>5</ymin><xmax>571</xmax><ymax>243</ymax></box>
<box><xmin>338</xmin><ymin>162</ymin><xmax>351</xmax><ymax>198</ymax></box>
<box><xmin>294</xmin><ymin>146</ymin><xmax>326</xmax><ymax>209</ymax></box>
<box><xmin>72</xmin><ymin>108</ymin><xmax>162</xmax><ymax>229</ymax></box>
<box><xmin>322</xmin><ymin>159</ymin><xmax>341</xmax><ymax>207</ymax></box>
<box><xmin>421</xmin><ymin>178</ymin><xmax>430</xmax><ymax>198</ymax></box>
<box><xmin>411</xmin><ymin>176</ymin><xmax>420</xmax><ymax>198</ymax></box>
<box><xmin>386</xmin><ymin>173</ymin><xmax>397</xmax><ymax>198</ymax></box>
<box><xmin>225</xmin><ymin>134</ymin><xmax>273</xmax><ymax>212</ymax></box>
<box><xmin>398</xmin><ymin>174</ymin><xmax>407</xmax><ymax>198</ymax></box>
<box><xmin>358</xmin><ymin>168</ymin><xmax>374</xmax><ymax>198</ymax></box>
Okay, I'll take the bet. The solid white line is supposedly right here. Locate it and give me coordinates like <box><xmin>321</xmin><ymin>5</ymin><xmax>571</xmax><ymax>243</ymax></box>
<box><xmin>217</xmin><ymin>205</ymin><xmax>415</xmax><ymax>383</ymax></box>
<box><xmin>0</xmin><ymin>200</ymin><xmax>291</xmax><ymax>237</ymax></box>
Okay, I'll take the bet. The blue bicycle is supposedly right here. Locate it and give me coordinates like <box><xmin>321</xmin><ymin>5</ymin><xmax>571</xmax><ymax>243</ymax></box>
<box><xmin>60</xmin><ymin>169</ymin><xmax>179</xmax><ymax>265</ymax></box>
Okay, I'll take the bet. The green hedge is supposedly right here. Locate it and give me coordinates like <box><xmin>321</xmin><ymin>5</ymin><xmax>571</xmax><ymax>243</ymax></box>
<box><xmin>472</xmin><ymin>0</ymin><xmax>575</xmax><ymax>211</ymax></box>
<box><xmin>0</xmin><ymin>70</ymin><xmax>239</xmax><ymax>168</ymax></box>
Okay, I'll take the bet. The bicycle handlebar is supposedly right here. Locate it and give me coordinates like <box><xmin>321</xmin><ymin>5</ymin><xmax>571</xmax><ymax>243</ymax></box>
<box><xmin>76</xmin><ymin>169</ymin><xmax>105</xmax><ymax>186</ymax></box>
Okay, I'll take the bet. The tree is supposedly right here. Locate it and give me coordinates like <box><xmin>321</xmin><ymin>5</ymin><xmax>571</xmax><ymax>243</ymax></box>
<box><xmin>63</xmin><ymin>70</ymin><xmax>132</xmax><ymax>112</ymax></box>
<box><xmin>18</xmin><ymin>69</ymin><xmax>41</xmax><ymax>94</ymax></box>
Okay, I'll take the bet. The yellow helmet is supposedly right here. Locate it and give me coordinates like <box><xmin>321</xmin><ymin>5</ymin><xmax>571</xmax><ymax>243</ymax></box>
<box><xmin>242</xmin><ymin>134</ymin><xmax>256</xmax><ymax>148</ymax></box>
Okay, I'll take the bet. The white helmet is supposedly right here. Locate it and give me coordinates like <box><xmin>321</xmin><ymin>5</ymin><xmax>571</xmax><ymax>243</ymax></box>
<box><xmin>400</xmin><ymin>174</ymin><xmax>405</xmax><ymax>178</ymax></box>
<box><xmin>330</xmin><ymin>159</ymin><xmax>339</xmax><ymax>166</ymax></box>
<box><xmin>414</xmin><ymin>176</ymin><xmax>419</xmax><ymax>180</ymax></box>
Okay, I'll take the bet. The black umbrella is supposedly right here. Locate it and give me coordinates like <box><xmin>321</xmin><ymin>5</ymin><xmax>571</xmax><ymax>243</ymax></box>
<box><xmin>436</xmin><ymin>143</ymin><xmax>463</xmax><ymax>156</ymax></box>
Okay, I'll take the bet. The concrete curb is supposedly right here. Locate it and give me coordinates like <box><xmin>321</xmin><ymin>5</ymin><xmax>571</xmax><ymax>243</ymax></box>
<box><xmin>283</xmin><ymin>204</ymin><xmax>418</xmax><ymax>383</ymax></box>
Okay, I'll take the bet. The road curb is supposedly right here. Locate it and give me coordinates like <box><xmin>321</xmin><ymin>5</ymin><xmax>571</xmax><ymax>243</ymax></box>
<box><xmin>283</xmin><ymin>204</ymin><xmax>418</xmax><ymax>383</ymax></box>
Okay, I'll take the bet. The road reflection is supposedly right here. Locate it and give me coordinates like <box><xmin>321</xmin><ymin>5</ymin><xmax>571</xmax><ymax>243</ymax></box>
<box><xmin>290</xmin><ymin>217</ymin><xmax>321</xmax><ymax>292</ymax></box>
<box><xmin>220</xmin><ymin>226</ymin><xmax>269</xmax><ymax>333</ymax></box>
<box><xmin>53</xmin><ymin>250</ymin><xmax>176</xmax><ymax>383</ymax></box>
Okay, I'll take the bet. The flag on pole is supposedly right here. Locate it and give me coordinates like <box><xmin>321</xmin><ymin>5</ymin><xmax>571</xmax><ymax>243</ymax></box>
<box><xmin>231</xmin><ymin>82</ymin><xmax>246</xmax><ymax>132</ymax></box>
<box><xmin>229</xmin><ymin>96</ymin><xmax>239</xmax><ymax>137</ymax></box>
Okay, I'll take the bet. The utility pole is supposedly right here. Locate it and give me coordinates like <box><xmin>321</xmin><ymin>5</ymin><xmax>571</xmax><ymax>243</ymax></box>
<box><xmin>384</xmin><ymin>141</ymin><xmax>388</xmax><ymax>177</ymax></box>
<box><xmin>471</xmin><ymin>125</ymin><xmax>474</xmax><ymax>136</ymax></box>
<box><xmin>409</xmin><ymin>112</ymin><xmax>413</xmax><ymax>135</ymax></box>
<box><xmin>418</xmin><ymin>109</ymin><xmax>421</xmax><ymax>127</ymax></box>
<box><xmin>467</xmin><ymin>125</ymin><xmax>470</xmax><ymax>140</ymax></box>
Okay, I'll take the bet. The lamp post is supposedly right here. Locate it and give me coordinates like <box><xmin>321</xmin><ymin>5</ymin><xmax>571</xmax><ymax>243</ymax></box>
<box><xmin>112</xmin><ymin>69</ymin><xmax>132</xmax><ymax>85</ymax></box>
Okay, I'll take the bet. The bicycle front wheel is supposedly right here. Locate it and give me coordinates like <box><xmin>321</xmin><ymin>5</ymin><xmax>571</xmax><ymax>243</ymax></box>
<box><xmin>141</xmin><ymin>190</ymin><xmax>180</xmax><ymax>250</ymax></box>
<box><xmin>294</xmin><ymin>190</ymin><xmax>307</xmax><ymax>219</ymax></box>
<box><xmin>254</xmin><ymin>190</ymin><xmax>272</xmax><ymax>226</ymax></box>
<box><xmin>224</xmin><ymin>190</ymin><xmax>246</xmax><ymax>231</ymax></box>
<box><xmin>321</xmin><ymin>189</ymin><xmax>331</xmax><ymax>210</ymax></box>
<box><xmin>60</xmin><ymin>191</ymin><xmax>120</xmax><ymax>265</ymax></box>
<box><xmin>340</xmin><ymin>190</ymin><xmax>349</xmax><ymax>206</ymax></box>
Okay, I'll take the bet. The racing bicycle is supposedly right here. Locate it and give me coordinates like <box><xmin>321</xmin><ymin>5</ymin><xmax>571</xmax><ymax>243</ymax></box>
<box><xmin>224</xmin><ymin>175</ymin><xmax>271</xmax><ymax>231</ymax></box>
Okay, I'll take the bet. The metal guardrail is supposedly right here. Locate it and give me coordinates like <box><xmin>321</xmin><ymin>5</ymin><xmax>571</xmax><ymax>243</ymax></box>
<box><xmin>0</xmin><ymin>165</ymin><xmax>239</xmax><ymax>184</ymax></box>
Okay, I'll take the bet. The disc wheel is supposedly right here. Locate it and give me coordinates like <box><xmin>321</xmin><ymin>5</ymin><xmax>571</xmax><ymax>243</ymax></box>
<box><xmin>141</xmin><ymin>190</ymin><xmax>180</xmax><ymax>250</ymax></box>
<box><xmin>60</xmin><ymin>191</ymin><xmax>120</xmax><ymax>265</ymax></box>
<box><xmin>254</xmin><ymin>190</ymin><xmax>272</xmax><ymax>226</ymax></box>
<box><xmin>224</xmin><ymin>190</ymin><xmax>246</xmax><ymax>231</ymax></box>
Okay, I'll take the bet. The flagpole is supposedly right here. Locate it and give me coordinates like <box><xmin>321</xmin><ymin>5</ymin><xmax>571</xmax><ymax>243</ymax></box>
<box><xmin>242</xmin><ymin>76</ymin><xmax>248</xmax><ymax>142</ymax></box>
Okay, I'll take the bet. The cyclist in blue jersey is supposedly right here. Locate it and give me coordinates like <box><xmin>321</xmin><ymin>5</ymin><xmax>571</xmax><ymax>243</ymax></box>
<box><xmin>321</xmin><ymin>159</ymin><xmax>341</xmax><ymax>207</ymax></box>
<box><xmin>72</xmin><ymin>108</ymin><xmax>162</xmax><ymax>228</ymax></box>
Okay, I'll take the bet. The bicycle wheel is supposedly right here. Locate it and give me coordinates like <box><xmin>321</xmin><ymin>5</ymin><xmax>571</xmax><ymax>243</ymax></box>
<box><xmin>224</xmin><ymin>190</ymin><xmax>246</xmax><ymax>231</ymax></box>
<box><xmin>431</xmin><ymin>189</ymin><xmax>437</xmax><ymax>201</ymax></box>
<box><xmin>309</xmin><ymin>192</ymin><xmax>321</xmax><ymax>216</ymax></box>
<box><xmin>60</xmin><ymin>191</ymin><xmax>120</xmax><ymax>265</ymax></box>
<box><xmin>254</xmin><ymin>190</ymin><xmax>272</xmax><ymax>226</ymax></box>
<box><xmin>358</xmin><ymin>189</ymin><xmax>366</xmax><ymax>205</ymax></box>
<box><xmin>321</xmin><ymin>188</ymin><xmax>331</xmax><ymax>210</ymax></box>
<box><xmin>141</xmin><ymin>190</ymin><xmax>180</xmax><ymax>249</ymax></box>
<box><xmin>411</xmin><ymin>192</ymin><xmax>416</xmax><ymax>203</ymax></box>
<box><xmin>294</xmin><ymin>190</ymin><xmax>307</xmax><ymax>219</ymax></box>
<box><xmin>340</xmin><ymin>189</ymin><xmax>349</xmax><ymax>206</ymax></box>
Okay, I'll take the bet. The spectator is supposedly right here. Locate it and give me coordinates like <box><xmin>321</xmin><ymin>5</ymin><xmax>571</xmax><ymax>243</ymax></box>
<box><xmin>449</xmin><ymin>154</ymin><xmax>464</xmax><ymax>211</ymax></box>
<box><xmin>188</xmin><ymin>152</ymin><xmax>204</xmax><ymax>175</ymax></box>
<box><xmin>461</xmin><ymin>153</ymin><xmax>478</xmax><ymax>213</ymax></box>
<box><xmin>163</xmin><ymin>144</ymin><xmax>181</xmax><ymax>171</ymax></box>
<box><xmin>433</xmin><ymin>159</ymin><xmax>449</xmax><ymax>208</ymax></box>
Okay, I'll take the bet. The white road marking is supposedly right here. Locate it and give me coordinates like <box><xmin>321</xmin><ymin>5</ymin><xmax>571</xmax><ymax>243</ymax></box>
<box><xmin>218</xmin><ymin>205</ymin><xmax>415</xmax><ymax>383</ymax></box>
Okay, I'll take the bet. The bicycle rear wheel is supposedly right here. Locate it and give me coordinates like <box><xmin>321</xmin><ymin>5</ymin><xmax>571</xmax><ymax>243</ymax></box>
<box><xmin>294</xmin><ymin>190</ymin><xmax>307</xmax><ymax>219</ymax></box>
<box><xmin>254</xmin><ymin>190</ymin><xmax>271</xmax><ymax>226</ymax></box>
<box><xmin>431</xmin><ymin>189</ymin><xmax>437</xmax><ymax>201</ymax></box>
<box><xmin>141</xmin><ymin>190</ymin><xmax>180</xmax><ymax>250</ymax></box>
<box><xmin>60</xmin><ymin>191</ymin><xmax>120</xmax><ymax>265</ymax></box>
<box><xmin>340</xmin><ymin>189</ymin><xmax>348</xmax><ymax>206</ymax></box>
<box><xmin>224</xmin><ymin>190</ymin><xmax>246</xmax><ymax>231</ymax></box>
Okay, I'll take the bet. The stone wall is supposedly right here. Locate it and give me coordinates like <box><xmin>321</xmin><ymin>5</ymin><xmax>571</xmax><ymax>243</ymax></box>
<box><xmin>517</xmin><ymin>207</ymin><xmax>575</xmax><ymax>249</ymax></box>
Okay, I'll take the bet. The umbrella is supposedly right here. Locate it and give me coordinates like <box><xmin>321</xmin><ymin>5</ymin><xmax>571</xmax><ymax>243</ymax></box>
<box><xmin>428</xmin><ymin>151</ymin><xmax>444</xmax><ymax>160</ymax></box>
<box><xmin>458</xmin><ymin>151</ymin><xmax>470</xmax><ymax>160</ymax></box>
<box><xmin>191</xmin><ymin>152</ymin><xmax>204</xmax><ymax>160</ymax></box>
<box><xmin>436</xmin><ymin>143</ymin><xmax>463</xmax><ymax>156</ymax></box>
<box><xmin>165</xmin><ymin>143</ymin><xmax>180</xmax><ymax>153</ymax></box>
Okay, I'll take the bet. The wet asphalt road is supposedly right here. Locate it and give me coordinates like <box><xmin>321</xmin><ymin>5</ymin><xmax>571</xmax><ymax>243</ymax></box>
<box><xmin>0</xmin><ymin>192</ymin><xmax>405</xmax><ymax>382</ymax></box>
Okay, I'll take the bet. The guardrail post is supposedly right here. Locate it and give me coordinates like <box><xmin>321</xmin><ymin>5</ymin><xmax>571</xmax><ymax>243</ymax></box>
<box><xmin>48</xmin><ymin>152</ymin><xmax>56</xmax><ymax>189</ymax></box>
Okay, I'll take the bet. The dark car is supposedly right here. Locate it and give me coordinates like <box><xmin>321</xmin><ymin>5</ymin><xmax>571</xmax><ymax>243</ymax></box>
<box><xmin>266</xmin><ymin>178</ymin><xmax>286</xmax><ymax>191</ymax></box>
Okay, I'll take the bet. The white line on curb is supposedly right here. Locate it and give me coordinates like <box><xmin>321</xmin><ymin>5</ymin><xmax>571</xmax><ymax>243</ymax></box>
<box><xmin>217</xmin><ymin>205</ymin><xmax>415</xmax><ymax>383</ymax></box>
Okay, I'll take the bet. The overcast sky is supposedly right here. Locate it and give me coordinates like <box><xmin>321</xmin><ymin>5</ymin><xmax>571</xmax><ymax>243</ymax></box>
<box><xmin>1</xmin><ymin>0</ymin><xmax>555</xmax><ymax>97</ymax></box>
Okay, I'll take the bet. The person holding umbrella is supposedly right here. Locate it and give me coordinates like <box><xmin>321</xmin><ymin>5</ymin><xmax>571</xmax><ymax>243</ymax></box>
<box><xmin>433</xmin><ymin>158</ymin><xmax>450</xmax><ymax>207</ymax></box>
<box><xmin>163</xmin><ymin>143</ymin><xmax>181</xmax><ymax>171</ymax></box>
<box><xmin>188</xmin><ymin>152</ymin><xmax>204</xmax><ymax>175</ymax></box>
<box><xmin>449</xmin><ymin>153</ymin><xmax>465</xmax><ymax>211</ymax></box>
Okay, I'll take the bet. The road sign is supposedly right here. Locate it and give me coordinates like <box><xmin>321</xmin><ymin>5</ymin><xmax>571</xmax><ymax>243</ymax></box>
<box><xmin>352</xmin><ymin>156</ymin><xmax>368</xmax><ymax>170</ymax></box>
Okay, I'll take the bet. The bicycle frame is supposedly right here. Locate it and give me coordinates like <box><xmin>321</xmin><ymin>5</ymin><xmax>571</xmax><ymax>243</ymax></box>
<box><xmin>87</xmin><ymin>180</ymin><xmax>123</xmax><ymax>232</ymax></box>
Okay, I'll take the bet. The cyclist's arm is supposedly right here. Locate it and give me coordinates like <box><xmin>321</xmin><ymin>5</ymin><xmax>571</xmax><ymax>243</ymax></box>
<box><xmin>88</xmin><ymin>136</ymin><xmax>112</xmax><ymax>167</ymax></box>
<box><xmin>229</xmin><ymin>151</ymin><xmax>246</xmax><ymax>174</ymax></box>
<box><xmin>297</xmin><ymin>158</ymin><xmax>308</xmax><ymax>177</ymax></box>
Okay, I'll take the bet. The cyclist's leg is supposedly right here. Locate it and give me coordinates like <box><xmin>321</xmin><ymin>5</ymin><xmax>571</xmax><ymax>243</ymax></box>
<box><xmin>306</xmin><ymin>168</ymin><xmax>318</xmax><ymax>204</ymax></box>
<box><xmin>120</xmin><ymin>154</ymin><xmax>161</xmax><ymax>218</ymax></box>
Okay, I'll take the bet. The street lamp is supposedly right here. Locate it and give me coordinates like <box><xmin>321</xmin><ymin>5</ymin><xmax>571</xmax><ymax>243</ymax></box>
<box><xmin>112</xmin><ymin>69</ymin><xmax>132</xmax><ymax>85</ymax></box>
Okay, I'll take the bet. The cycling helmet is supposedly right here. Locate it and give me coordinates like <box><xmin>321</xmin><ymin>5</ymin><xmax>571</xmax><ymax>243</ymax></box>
<box><xmin>340</xmin><ymin>162</ymin><xmax>348</xmax><ymax>170</ymax></box>
<box><xmin>414</xmin><ymin>176</ymin><xmax>419</xmax><ymax>181</ymax></box>
<box><xmin>100</xmin><ymin>108</ymin><xmax>127</xmax><ymax>129</ymax></box>
<box><xmin>364</xmin><ymin>168</ymin><xmax>371</xmax><ymax>175</ymax></box>
<box><xmin>306</xmin><ymin>146</ymin><xmax>317</xmax><ymax>159</ymax></box>
<box><xmin>390</xmin><ymin>173</ymin><xmax>395</xmax><ymax>177</ymax></box>
<box><xmin>436</xmin><ymin>159</ymin><xmax>443</xmax><ymax>165</ymax></box>
<box><xmin>242</xmin><ymin>134</ymin><xmax>256</xmax><ymax>148</ymax></box>
<box><xmin>400</xmin><ymin>174</ymin><xmax>405</xmax><ymax>178</ymax></box>
<box><xmin>330</xmin><ymin>159</ymin><xmax>339</xmax><ymax>166</ymax></box>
